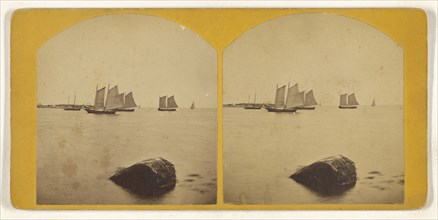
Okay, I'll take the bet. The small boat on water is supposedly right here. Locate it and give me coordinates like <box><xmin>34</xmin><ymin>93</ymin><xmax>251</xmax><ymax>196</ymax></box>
<box><xmin>266</xmin><ymin>83</ymin><xmax>304</xmax><ymax>113</ymax></box>
<box><xmin>191</xmin><ymin>101</ymin><xmax>195</xmax><ymax>109</ymax></box>
<box><xmin>296</xmin><ymin>90</ymin><xmax>318</xmax><ymax>110</ymax></box>
<box><xmin>85</xmin><ymin>85</ymin><xmax>123</xmax><ymax>114</ymax></box>
<box><xmin>158</xmin><ymin>95</ymin><xmax>178</xmax><ymax>111</ymax></box>
<box><xmin>339</xmin><ymin>93</ymin><xmax>359</xmax><ymax>109</ymax></box>
<box><xmin>244</xmin><ymin>93</ymin><xmax>262</xmax><ymax>110</ymax></box>
<box><xmin>63</xmin><ymin>93</ymin><xmax>81</xmax><ymax>111</ymax></box>
<box><xmin>117</xmin><ymin>92</ymin><xmax>137</xmax><ymax>112</ymax></box>
<box><xmin>371</xmin><ymin>98</ymin><xmax>376</xmax><ymax>107</ymax></box>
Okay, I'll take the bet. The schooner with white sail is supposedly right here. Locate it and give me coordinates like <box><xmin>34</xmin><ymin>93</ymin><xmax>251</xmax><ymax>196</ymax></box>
<box><xmin>116</xmin><ymin>92</ymin><xmax>137</xmax><ymax>112</ymax></box>
<box><xmin>158</xmin><ymin>95</ymin><xmax>178</xmax><ymax>111</ymax></box>
<box><xmin>339</xmin><ymin>93</ymin><xmax>359</xmax><ymax>109</ymax></box>
<box><xmin>266</xmin><ymin>83</ymin><xmax>304</xmax><ymax>113</ymax></box>
<box><xmin>85</xmin><ymin>85</ymin><xmax>123</xmax><ymax>114</ymax></box>
<box><xmin>296</xmin><ymin>90</ymin><xmax>318</xmax><ymax>110</ymax></box>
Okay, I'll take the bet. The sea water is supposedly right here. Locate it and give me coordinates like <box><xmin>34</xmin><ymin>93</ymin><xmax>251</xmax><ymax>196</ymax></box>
<box><xmin>37</xmin><ymin>108</ymin><xmax>217</xmax><ymax>205</ymax></box>
<box><xmin>223</xmin><ymin>106</ymin><xmax>404</xmax><ymax>204</ymax></box>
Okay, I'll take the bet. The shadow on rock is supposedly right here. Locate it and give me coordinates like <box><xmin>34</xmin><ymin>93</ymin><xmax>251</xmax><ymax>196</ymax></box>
<box><xmin>290</xmin><ymin>155</ymin><xmax>357</xmax><ymax>196</ymax></box>
<box><xmin>109</xmin><ymin>157</ymin><xmax>176</xmax><ymax>198</ymax></box>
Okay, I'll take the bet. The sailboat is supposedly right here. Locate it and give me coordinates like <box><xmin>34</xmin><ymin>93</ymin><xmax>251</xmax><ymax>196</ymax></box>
<box><xmin>296</xmin><ymin>90</ymin><xmax>318</xmax><ymax>110</ymax></box>
<box><xmin>158</xmin><ymin>95</ymin><xmax>178</xmax><ymax>111</ymax></box>
<box><xmin>266</xmin><ymin>83</ymin><xmax>304</xmax><ymax>112</ymax></box>
<box><xmin>117</xmin><ymin>92</ymin><xmax>137</xmax><ymax>112</ymax></box>
<box><xmin>85</xmin><ymin>85</ymin><xmax>123</xmax><ymax>114</ymax></box>
<box><xmin>339</xmin><ymin>93</ymin><xmax>359</xmax><ymax>109</ymax></box>
<box><xmin>191</xmin><ymin>101</ymin><xmax>195</xmax><ymax>109</ymax></box>
<box><xmin>64</xmin><ymin>93</ymin><xmax>81</xmax><ymax>111</ymax></box>
<box><xmin>371</xmin><ymin>98</ymin><xmax>376</xmax><ymax>107</ymax></box>
<box><xmin>244</xmin><ymin>93</ymin><xmax>262</xmax><ymax>109</ymax></box>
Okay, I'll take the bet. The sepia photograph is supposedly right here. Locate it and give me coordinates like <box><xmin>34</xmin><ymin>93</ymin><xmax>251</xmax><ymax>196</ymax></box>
<box><xmin>223</xmin><ymin>13</ymin><xmax>404</xmax><ymax>204</ymax></box>
<box><xmin>36</xmin><ymin>14</ymin><xmax>217</xmax><ymax>205</ymax></box>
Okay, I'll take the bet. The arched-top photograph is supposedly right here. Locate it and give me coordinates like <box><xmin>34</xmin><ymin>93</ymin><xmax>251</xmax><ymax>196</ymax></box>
<box><xmin>36</xmin><ymin>13</ymin><xmax>217</xmax><ymax>205</ymax></box>
<box><xmin>223</xmin><ymin>12</ymin><xmax>404</xmax><ymax>205</ymax></box>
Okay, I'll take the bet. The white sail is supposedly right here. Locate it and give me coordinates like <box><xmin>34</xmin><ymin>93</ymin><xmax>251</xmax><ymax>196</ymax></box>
<box><xmin>289</xmin><ymin>83</ymin><xmax>299</xmax><ymax>95</ymax></box>
<box><xmin>167</xmin><ymin>96</ymin><xmax>178</xmax><ymax>108</ymax></box>
<box><xmin>105</xmin><ymin>86</ymin><xmax>123</xmax><ymax>109</ymax></box>
<box><xmin>94</xmin><ymin>87</ymin><xmax>106</xmax><ymax>110</ymax></box>
<box><xmin>340</xmin><ymin>94</ymin><xmax>348</xmax><ymax>106</ymax></box>
<box><xmin>285</xmin><ymin>83</ymin><xmax>300</xmax><ymax>108</ymax></box>
<box><xmin>304</xmin><ymin>90</ymin><xmax>318</xmax><ymax>106</ymax></box>
<box><xmin>119</xmin><ymin>93</ymin><xmax>125</xmax><ymax>107</ymax></box>
<box><xmin>159</xmin><ymin>96</ymin><xmax>167</xmax><ymax>108</ymax></box>
<box><xmin>287</xmin><ymin>91</ymin><xmax>305</xmax><ymax>108</ymax></box>
<box><xmin>348</xmin><ymin>93</ymin><xmax>359</xmax><ymax>106</ymax></box>
<box><xmin>274</xmin><ymin>85</ymin><xmax>286</xmax><ymax>108</ymax></box>
<box><xmin>124</xmin><ymin>92</ymin><xmax>137</xmax><ymax>108</ymax></box>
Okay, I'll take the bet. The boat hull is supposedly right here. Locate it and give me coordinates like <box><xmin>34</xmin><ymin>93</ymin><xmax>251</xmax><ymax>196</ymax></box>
<box><xmin>116</xmin><ymin>108</ymin><xmax>135</xmax><ymax>112</ymax></box>
<box><xmin>265</xmin><ymin>107</ymin><xmax>297</xmax><ymax>113</ymax></box>
<box><xmin>158</xmin><ymin>108</ymin><xmax>177</xmax><ymax>111</ymax></box>
<box><xmin>244</xmin><ymin>105</ymin><xmax>262</xmax><ymax>110</ymax></box>
<box><xmin>339</xmin><ymin>105</ymin><xmax>357</xmax><ymax>109</ymax></box>
<box><xmin>63</xmin><ymin>107</ymin><xmax>82</xmax><ymax>111</ymax></box>
<box><xmin>85</xmin><ymin>108</ymin><xmax>117</xmax><ymax>114</ymax></box>
<box><xmin>296</xmin><ymin>106</ymin><xmax>316</xmax><ymax>110</ymax></box>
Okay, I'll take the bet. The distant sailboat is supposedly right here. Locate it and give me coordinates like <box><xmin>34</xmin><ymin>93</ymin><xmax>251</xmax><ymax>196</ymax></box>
<box><xmin>64</xmin><ymin>93</ymin><xmax>81</xmax><ymax>111</ymax></box>
<box><xmin>85</xmin><ymin>85</ymin><xmax>123</xmax><ymax>114</ymax></box>
<box><xmin>371</xmin><ymin>98</ymin><xmax>376</xmax><ymax>107</ymax></box>
<box><xmin>158</xmin><ymin>95</ymin><xmax>178</xmax><ymax>111</ymax></box>
<box><xmin>339</xmin><ymin>93</ymin><xmax>359</xmax><ymax>109</ymax></box>
<box><xmin>266</xmin><ymin>83</ymin><xmax>304</xmax><ymax>113</ymax></box>
<box><xmin>117</xmin><ymin>92</ymin><xmax>137</xmax><ymax>112</ymax></box>
<box><xmin>297</xmin><ymin>90</ymin><xmax>318</xmax><ymax>110</ymax></box>
<box><xmin>244</xmin><ymin>93</ymin><xmax>262</xmax><ymax>109</ymax></box>
<box><xmin>191</xmin><ymin>101</ymin><xmax>195</xmax><ymax>109</ymax></box>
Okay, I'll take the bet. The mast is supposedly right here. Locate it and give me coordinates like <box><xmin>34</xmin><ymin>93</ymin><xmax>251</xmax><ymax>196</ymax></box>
<box><xmin>105</xmin><ymin>83</ymin><xmax>110</xmax><ymax>109</ymax></box>
<box><xmin>254</xmin><ymin>93</ymin><xmax>256</xmax><ymax>104</ymax></box>
<box><xmin>67</xmin><ymin>96</ymin><xmax>70</xmax><ymax>105</ymax></box>
<box><xmin>73</xmin><ymin>93</ymin><xmax>76</xmax><ymax>105</ymax></box>
<box><xmin>248</xmin><ymin>95</ymin><xmax>250</xmax><ymax>104</ymax></box>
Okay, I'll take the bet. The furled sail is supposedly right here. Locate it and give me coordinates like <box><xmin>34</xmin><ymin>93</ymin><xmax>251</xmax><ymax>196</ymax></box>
<box><xmin>94</xmin><ymin>87</ymin><xmax>106</xmax><ymax>110</ymax></box>
<box><xmin>159</xmin><ymin>96</ymin><xmax>167</xmax><ymax>108</ymax></box>
<box><xmin>167</xmin><ymin>96</ymin><xmax>178</xmax><ymax>108</ymax></box>
<box><xmin>304</xmin><ymin>90</ymin><xmax>318</xmax><ymax>106</ymax></box>
<box><xmin>348</xmin><ymin>93</ymin><xmax>359</xmax><ymax>105</ymax></box>
<box><xmin>340</xmin><ymin>94</ymin><xmax>348</xmax><ymax>106</ymax></box>
<box><xmin>287</xmin><ymin>91</ymin><xmax>305</xmax><ymax>108</ymax></box>
<box><xmin>124</xmin><ymin>92</ymin><xmax>137</xmax><ymax>108</ymax></box>
<box><xmin>274</xmin><ymin>85</ymin><xmax>286</xmax><ymax>108</ymax></box>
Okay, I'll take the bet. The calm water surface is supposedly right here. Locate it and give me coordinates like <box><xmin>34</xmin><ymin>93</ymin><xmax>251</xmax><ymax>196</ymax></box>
<box><xmin>223</xmin><ymin>106</ymin><xmax>404</xmax><ymax>204</ymax></box>
<box><xmin>37</xmin><ymin>108</ymin><xmax>217</xmax><ymax>205</ymax></box>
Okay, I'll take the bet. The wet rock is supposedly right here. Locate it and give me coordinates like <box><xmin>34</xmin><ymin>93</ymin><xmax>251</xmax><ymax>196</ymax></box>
<box><xmin>109</xmin><ymin>157</ymin><xmax>176</xmax><ymax>196</ymax></box>
<box><xmin>290</xmin><ymin>155</ymin><xmax>357</xmax><ymax>195</ymax></box>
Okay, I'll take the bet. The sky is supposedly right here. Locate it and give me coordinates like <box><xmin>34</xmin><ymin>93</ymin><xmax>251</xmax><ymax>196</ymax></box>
<box><xmin>223</xmin><ymin>13</ymin><xmax>403</xmax><ymax>106</ymax></box>
<box><xmin>37</xmin><ymin>14</ymin><xmax>217</xmax><ymax>108</ymax></box>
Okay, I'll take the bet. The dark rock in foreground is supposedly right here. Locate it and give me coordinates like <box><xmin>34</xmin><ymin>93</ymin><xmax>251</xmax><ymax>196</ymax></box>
<box><xmin>110</xmin><ymin>157</ymin><xmax>176</xmax><ymax>196</ymax></box>
<box><xmin>290</xmin><ymin>155</ymin><xmax>357</xmax><ymax>195</ymax></box>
